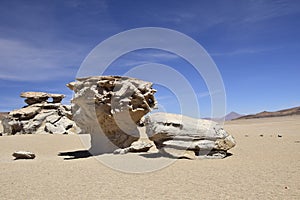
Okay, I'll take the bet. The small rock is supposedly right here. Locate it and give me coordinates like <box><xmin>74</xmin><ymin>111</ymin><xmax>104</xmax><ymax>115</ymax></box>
<box><xmin>277</xmin><ymin>134</ymin><xmax>282</xmax><ymax>138</ymax></box>
<box><xmin>245</xmin><ymin>134</ymin><xmax>249</xmax><ymax>137</ymax></box>
<box><xmin>113</xmin><ymin>141</ymin><xmax>153</xmax><ymax>154</ymax></box>
<box><xmin>259</xmin><ymin>134</ymin><xmax>264</xmax><ymax>137</ymax></box>
<box><xmin>13</xmin><ymin>151</ymin><xmax>36</xmax><ymax>159</ymax></box>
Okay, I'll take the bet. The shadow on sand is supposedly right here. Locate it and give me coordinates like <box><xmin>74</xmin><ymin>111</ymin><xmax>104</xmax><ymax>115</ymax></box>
<box><xmin>58</xmin><ymin>150</ymin><xmax>233</xmax><ymax>160</ymax></box>
<box><xmin>58</xmin><ymin>150</ymin><xmax>92</xmax><ymax>160</ymax></box>
<box><xmin>139</xmin><ymin>152</ymin><xmax>164</xmax><ymax>159</ymax></box>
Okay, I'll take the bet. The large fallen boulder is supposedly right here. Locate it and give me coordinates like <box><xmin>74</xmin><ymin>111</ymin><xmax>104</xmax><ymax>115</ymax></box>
<box><xmin>144</xmin><ymin>112</ymin><xmax>236</xmax><ymax>159</ymax></box>
<box><xmin>67</xmin><ymin>76</ymin><xmax>157</xmax><ymax>154</ymax></box>
<box><xmin>2</xmin><ymin>92</ymin><xmax>78</xmax><ymax>135</ymax></box>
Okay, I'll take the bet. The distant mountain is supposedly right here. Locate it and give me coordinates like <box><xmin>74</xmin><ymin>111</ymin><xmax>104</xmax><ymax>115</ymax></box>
<box><xmin>204</xmin><ymin>112</ymin><xmax>244</xmax><ymax>121</ymax></box>
<box><xmin>235</xmin><ymin>106</ymin><xmax>300</xmax><ymax>120</ymax></box>
<box><xmin>224</xmin><ymin>112</ymin><xmax>244</xmax><ymax>121</ymax></box>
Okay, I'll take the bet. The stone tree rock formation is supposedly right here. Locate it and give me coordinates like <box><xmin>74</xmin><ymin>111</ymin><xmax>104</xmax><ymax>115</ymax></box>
<box><xmin>144</xmin><ymin>112</ymin><xmax>236</xmax><ymax>159</ymax></box>
<box><xmin>2</xmin><ymin>92</ymin><xmax>78</xmax><ymax>135</ymax></box>
<box><xmin>67</xmin><ymin>76</ymin><xmax>157</xmax><ymax>154</ymax></box>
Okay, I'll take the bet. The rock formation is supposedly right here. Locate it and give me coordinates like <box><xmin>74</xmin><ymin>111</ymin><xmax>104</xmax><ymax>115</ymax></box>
<box><xmin>144</xmin><ymin>112</ymin><xmax>236</xmax><ymax>159</ymax></box>
<box><xmin>67</xmin><ymin>76</ymin><xmax>157</xmax><ymax>154</ymax></box>
<box><xmin>2</xmin><ymin>92</ymin><xmax>78</xmax><ymax>135</ymax></box>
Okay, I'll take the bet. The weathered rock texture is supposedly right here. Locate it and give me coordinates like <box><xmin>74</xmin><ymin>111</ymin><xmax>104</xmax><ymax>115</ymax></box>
<box><xmin>144</xmin><ymin>113</ymin><xmax>236</xmax><ymax>159</ymax></box>
<box><xmin>2</xmin><ymin>92</ymin><xmax>78</xmax><ymax>135</ymax></box>
<box><xmin>68</xmin><ymin>76</ymin><xmax>157</xmax><ymax>154</ymax></box>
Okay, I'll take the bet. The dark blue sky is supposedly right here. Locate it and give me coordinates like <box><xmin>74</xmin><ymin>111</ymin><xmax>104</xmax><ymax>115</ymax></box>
<box><xmin>0</xmin><ymin>0</ymin><xmax>299</xmax><ymax>117</ymax></box>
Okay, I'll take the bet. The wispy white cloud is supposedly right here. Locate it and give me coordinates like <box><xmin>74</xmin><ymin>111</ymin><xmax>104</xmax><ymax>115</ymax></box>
<box><xmin>197</xmin><ymin>90</ymin><xmax>223</xmax><ymax>98</ymax></box>
<box><xmin>241</xmin><ymin>0</ymin><xmax>300</xmax><ymax>23</ymax></box>
<box><xmin>210</xmin><ymin>46</ymin><xmax>282</xmax><ymax>57</ymax></box>
<box><xmin>0</xmin><ymin>38</ymin><xmax>83</xmax><ymax>81</ymax></box>
<box><xmin>132</xmin><ymin>51</ymin><xmax>180</xmax><ymax>60</ymax></box>
<box><xmin>110</xmin><ymin>50</ymin><xmax>181</xmax><ymax>68</ymax></box>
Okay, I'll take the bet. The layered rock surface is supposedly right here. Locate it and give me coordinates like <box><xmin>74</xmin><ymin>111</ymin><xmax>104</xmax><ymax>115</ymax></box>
<box><xmin>67</xmin><ymin>76</ymin><xmax>157</xmax><ymax>154</ymax></box>
<box><xmin>144</xmin><ymin>112</ymin><xmax>236</xmax><ymax>159</ymax></box>
<box><xmin>2</xmin><ymin>92</ymin><xmax>78</xmax><ymax>135</ymax></box>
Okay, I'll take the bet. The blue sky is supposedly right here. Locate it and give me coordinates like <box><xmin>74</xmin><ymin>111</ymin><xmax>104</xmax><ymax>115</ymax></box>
<box><xmin>0</xmin><ymin>0</ymin><xmax>299</xmax><ymax>118</ymax></box>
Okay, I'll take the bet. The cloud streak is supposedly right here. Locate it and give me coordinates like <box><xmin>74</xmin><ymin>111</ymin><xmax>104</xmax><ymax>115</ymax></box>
<box><xmin>0</xmin><ymin>38</ymin><xmax>82</xmax><ymax>81</ymax></box>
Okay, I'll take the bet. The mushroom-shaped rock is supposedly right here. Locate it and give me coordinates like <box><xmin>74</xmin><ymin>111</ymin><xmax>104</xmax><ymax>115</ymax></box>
<box><xmin>68</xmin><ymin>76</ymin><xmax>157</xmax><ymax>154</ymax></box>
<box><xmin>144</xmin><ymin>112</ymin><xmax>236</xmax><ymax>159</ymax></box>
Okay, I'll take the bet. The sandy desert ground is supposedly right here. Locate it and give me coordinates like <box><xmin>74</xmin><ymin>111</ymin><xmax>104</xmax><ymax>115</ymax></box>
<box><xmin>0</xmin><ymin>115</ymin><xmax>299</xmax><ymax>199</ymax></box>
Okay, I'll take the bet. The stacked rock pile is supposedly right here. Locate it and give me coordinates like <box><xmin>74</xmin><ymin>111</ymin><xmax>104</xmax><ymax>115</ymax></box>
<box><xmin>2</xmin><ymin>92</ymin><xmax>78</xmax><ymax>135</ymax></box>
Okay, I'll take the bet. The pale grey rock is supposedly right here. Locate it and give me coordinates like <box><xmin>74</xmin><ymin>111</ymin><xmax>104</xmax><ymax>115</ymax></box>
<box><xmin>33</xmin><ymin>110</ymin><xmax>56</xmax><ymax>123</ymax></box>
<box><xmin>45</xmin><ymin>122</ymin><xmax>66</xmax><ymax>134</ymax></box>
<box><xmin>46</xmin><ymin>115</ymin><xmax>61</xmax><ymax>124</ymax></box>
<box><xmin>58</xmin><ymin>105</ymin><xmax>72</xmax><ymax>119</ymax></box>
<box><xmin>55</xmin><ymin>116</ymin><xmax>74</xmax><ymax>130</ymax></box>
<box><xmin>44</xmin><ymin>117</ymin><xmax>75</xmax><ymax>134</ymax></box>
<box><xmin>23</xmin><ymin>120</ymin><xmax>41</xmax><ymax>133</ymax></box>
<box><xmin>113</xmin><ymin>141</ymin><xmax>153</xmax><ymax>154</ymax></box>
<box><xmin>9</xmin><ymin>106</ymin><xmax>41</xmax><ymax>120</ymax></box>
<box><xmin>144</xmin><ymin>112</ymin><xmax>236</xmax><ymax>159</ymax></box>
<box><xmin>68</xmin><ymin>76</ymin><xmax>157</xmax><ymax>154</ymax></box>
<box><xmin>3</xmin><ymin>119</ymin><xmax>23</xmax><ymax>135</ymax></box>
<box><xmin>13</xmin><ymin>151</ymin><xmax>36</xmax><ymax>159</ymax></box>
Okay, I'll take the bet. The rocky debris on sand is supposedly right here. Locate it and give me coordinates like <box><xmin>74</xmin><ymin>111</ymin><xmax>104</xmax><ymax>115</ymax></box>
<box><xmin>144</xmin><ymin>112</ymin><xmax>236</xmax><ymax>159</ymax></box>
<box><xmin>13</xmin><ymin>151</ymin><xmax>36</xmax><ymax>159</ymax></box>
<box><xmin>68</xmin><ymin>76</ymin><xmax>157</xmax><ymax>154</ymax></box>
<box><xmin>2</xmin><ymin>92</ymin><xmax>79</xmax><ymax>135</ymax></box>
<box><xmin>113</xmin><ymin>141</ymin><xmax>153</xmax><ymax>154</ymax></box>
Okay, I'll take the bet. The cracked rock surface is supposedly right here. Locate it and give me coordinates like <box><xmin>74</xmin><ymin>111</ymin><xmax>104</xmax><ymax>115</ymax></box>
<box><xmin>2</xmin><ymin>92</ymin><xmax>78</xmax><ymax>135</ymax></box>
<box><xmin>68</xmin><ymin>76</ymin><xmax>157</xmax><ymax>153</ymax></box>
<box><xmin>144</xmin><ymin>112</ymin><xmax>236</xmax><ymax>159</ymax></box>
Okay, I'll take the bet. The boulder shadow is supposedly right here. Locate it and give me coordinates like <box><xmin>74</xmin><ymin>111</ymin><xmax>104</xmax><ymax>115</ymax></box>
<box><xmin>58</xmin><ymin>150</ymin><xmax>92</xmax><ymax>160</ymax></box>
<box><xmin>225</xmin><ymin>152</ymin><xmax>233</xmax><ymax>158</ymax></box>
<box><xmin>139</xmin><ymin>152</ymin><xmax>164</xmax><ymax>159</ymax></box>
